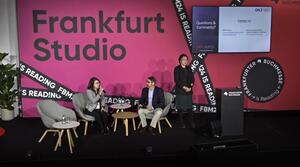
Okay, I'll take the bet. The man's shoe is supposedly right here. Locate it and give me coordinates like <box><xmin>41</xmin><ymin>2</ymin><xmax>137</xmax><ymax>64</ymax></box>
<box><xmin>179</xmin><ymin>123</ymin><xmax>186</xmax><ymax>129</ymax></box>
<box><xmin>100</xmin><ymin>129</ymin><xmax>105</xmax><ymax>134</ymax></box>
<box><xmin>139</xmin><ymin>127</ymin><xmax>146</xmax><ymax>134</ymax></box>
<box><xmin>103</xmin><ymin>131</ymin><xmax>109</xmax><ymax>135</ymax></box>
<box><xmin>148</xmin><ymin>126</ymin><xmax>155</xmax><ymax>136</ymax></box>
<box><xmin>190</xmin><ymin>121</ymin><xmax>196</xmax><ymax>129</ymax></box>
<box><xmin>104</xmin><ymin>126</ymin><xmax>110</xmax><ymax>135</ymax></box>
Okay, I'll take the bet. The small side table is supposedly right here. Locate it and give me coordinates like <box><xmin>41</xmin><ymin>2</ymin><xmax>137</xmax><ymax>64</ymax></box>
<box><xmin>52</xmin><ymin>121</ymin><xmax>80</xmax><ymax>154</ymax></box>
<box><xmin>110</xmin><ymin>103</ymin><xmax>131</xmax><ymax>113</ymax></box>
<box><xmin>110</xmin><ymin>103</ymin><xmax>132</xmax><ymax>127</ymax></box>
<box><xmin>112</xmin><ymin>112</ymin><xmax>138</xmax><ymax>136</ymax></box>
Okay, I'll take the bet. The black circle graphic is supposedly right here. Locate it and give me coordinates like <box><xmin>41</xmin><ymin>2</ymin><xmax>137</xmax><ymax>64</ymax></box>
<box><xmin>241</xmin><ymin>57</ymin><xmax>284</xmax><ymax>102</ymax></box>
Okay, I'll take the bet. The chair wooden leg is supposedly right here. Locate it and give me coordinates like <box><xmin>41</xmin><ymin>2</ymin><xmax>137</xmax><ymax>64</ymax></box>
<box><xmin>165</xmin><ymin>118</ymin><xmax>172</xmax><ymax>128</ymax></box>
<box><xmin>111</xmin><ymin>120</ymin><xmax>115</xmax><ymax>127</ymax></box>
<box><xmin>54</xmin><ymin>130</ymin><xmax>64</xmax><ymax>151</ymax></box>
<box><xmin>158</xmin><ymin>121</ymin><xmax>162</xmax><ymax>134</ymax></box>
<box><xmin>137</xmin><ymin>121</ymin><xmax>141</xmax><ymax>129</ymax></box>
<box><xmin>66</xmin><ymin>129</ymin><xmax>73</xmax><ymax>154</ymax></box>
<box><xmin>125</xmin><ymin>119</ymin><xmax>128</xmax><ymax>136</ymax></box>
<box><xmin>56</xmin><ymin>130</ymin><xmax>62</xmax><ymax>147</ymax></box>
<box><xmin>84</xmin><ymin>121</ymin><xmax>88</xmax><ymax>136</ymax></box>
<box><xmin>69</xmin><ymin>130</ymin><xmax>75</xmax><ymax>147</ymax></box>
<box><xmin>72</xmin><ymin>128</ymin><xmax>78</xmax><ymax>138</ymax></box>
<box><xmin>114</xmin><ymin>118</ymin><xmax>118</xmax><ymax>132</ymax></box>
<box><xmin>132</xmin><ymin>118</ymin><xmax>136</xmax><ymax>131</ymax></box>
<box><xmin>38</xmin><ymin>130</ymin><xmax>48</xmax><ymax>143</ymax></box>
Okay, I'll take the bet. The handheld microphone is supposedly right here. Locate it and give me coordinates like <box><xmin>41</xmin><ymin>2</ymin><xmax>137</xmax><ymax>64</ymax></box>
<box><xmin>97</xmin><ymin>88</ymin><xmax>106</xmax><ymax>94</ymax></box>
<box><xmin>100</xmin><ymin>87</ymin><xmax>106</xmax><ymax>94</ymax></box>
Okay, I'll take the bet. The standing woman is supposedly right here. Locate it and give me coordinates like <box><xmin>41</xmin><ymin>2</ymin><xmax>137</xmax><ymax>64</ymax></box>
<box><xmin>174</xmin><ymin>54</ymin><xmax>195</xmax><ymax>128</ymax></box>
<box><xmin>84</xmin><ymin>77</ymin><xmax>109</xmax><ymax>135</ymax></box>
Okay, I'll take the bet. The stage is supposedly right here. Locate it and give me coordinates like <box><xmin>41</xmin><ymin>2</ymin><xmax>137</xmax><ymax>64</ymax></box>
<box><xmin>1</xmin><ymin>111</ymin><xmax>300</xmax><ymax>166</ymax></box>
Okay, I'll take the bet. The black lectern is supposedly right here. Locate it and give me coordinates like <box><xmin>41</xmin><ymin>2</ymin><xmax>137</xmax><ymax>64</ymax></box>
<box><xmin>216</xmin><ymin>88</ymin><xmax>244</xmax><ymax>136</ymax></box>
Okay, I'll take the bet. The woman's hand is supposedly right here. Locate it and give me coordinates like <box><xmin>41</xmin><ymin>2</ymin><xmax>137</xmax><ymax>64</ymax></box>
<box><xmin>99</xmin><ymin>87</ymin><xmax>104</xmax><ymax>95</ymax></box>
<box><xmin>146</xmin><ymin>105</ymin><xmax>154</xmax><ymax>111</ymax></box>
<box><xmin>185</xmin><ymin>87</ymin><xmax>191</xmax><ymax>92</ymax></box>
<box><xmin>101</xmin><ymin>106</ymin><xmax>107</xmax><ymax>112</ymax></box>
<box><xmin>138</xmin><ymin>104</ymin><xmax>143</xmax><ymax>109</ymax></box>
<box><xmin>183</xmin><ymin>86</ymin><xmax>191</xmax><ymax>92</ymax></box>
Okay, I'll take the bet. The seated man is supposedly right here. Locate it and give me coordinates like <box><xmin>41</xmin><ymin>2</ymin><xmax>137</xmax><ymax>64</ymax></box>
<box><xmin>138</xmin><ymin>76</ymin><xmax>165</xmax><ymax>135</ymax></box>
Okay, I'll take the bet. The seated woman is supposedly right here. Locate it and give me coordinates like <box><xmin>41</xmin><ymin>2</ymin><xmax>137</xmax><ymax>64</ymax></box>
<box><xmin>84</xmin><ymin>77</ymin><xmax>109</xmax><ymax>135</ymax></box>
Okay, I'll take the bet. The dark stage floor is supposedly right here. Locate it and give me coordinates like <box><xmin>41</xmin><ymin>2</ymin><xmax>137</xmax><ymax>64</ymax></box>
<box><xmin>1</xmin><ymin>111</ymin><xmax>300</xmax><ymax>166</ymax></box>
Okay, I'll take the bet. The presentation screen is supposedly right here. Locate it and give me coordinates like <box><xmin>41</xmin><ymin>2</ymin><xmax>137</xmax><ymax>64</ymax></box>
<box><xmin>192</xmin><ymin>6</ymin><xmax>272</xmax><ymax>53</ymax></box>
